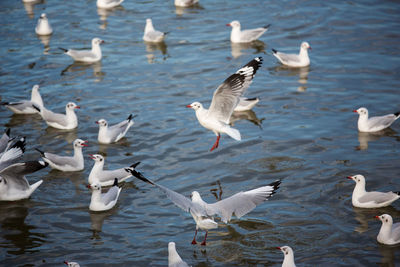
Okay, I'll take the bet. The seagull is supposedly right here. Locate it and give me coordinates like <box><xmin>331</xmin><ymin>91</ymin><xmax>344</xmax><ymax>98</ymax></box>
<box><xmin>143</xmin><ymin>18</ymin><xmax>168</xmax><ymax>43</ymax></box>
<box><xmin>0</xmin><ymin>160</ymin><xmax>48</xmax><ymax>201</ymax></box>
<box><xmin>0</xmin><ymin>128</ymin><xmax>11</xmax><ymax>153</ymax></box>
<box><xmin>96</xmin><ymin>114</ymin><xmax>136</xmax><ymax>144</ymax></box>
<box><xmin>227</xmin><ymin>21</ymin><xmax>270</xmax><ymax>43</ymax></box>
<box><xmin>353</xmin><ymin>107</ymin><xmax>400</xmax><ymax>132</ymax></box>
<box><xmin>277</xmin><ymin>246</ymin><xmax>297</xmax><ymax>267</ymax></box>
<box><xmin>59</xmin><ymin>38</ymin><xmax>104</xmax><ymax>63</ymax></box>
<box><xmin>33</xmin><ymin>102</ymin><xmax>80</xmax><ymax>130</ymax></box>
<box><xmin>97</xmin><ymin>0</ymin><xmax>124</xmax><ymax>9</ymax></box>
<box><xmin>88</xmin><ymin>178</ymin><xmax>122</xmax><ymax>211</ymax></box>
<box><xmin>375</xmin><ymin>214</ymin><xmax>400</xmax><ymax>245</ymax></box>
<box><xmin>64</xmin><ymin>261</ymin><xmax>80</xmax><ymax>267</ymax></box>
<box><xmin>174</xmin><ymin>0</ymin><xmax>199</xmax><ymax>7</ymax></box>
<box><xmin>272</xmin><ymin>42</ymin><xmax>311</xmax><ymax>67</ymax></box>
<box><xmin>0</xmin><ymin>137</ymin><xmax>26</xmax><ymax>171</ymax></box>
<box><xmin>186</xmin><ymin>57</ymin><xmax>263</xmax><ymax>151</ymax></box>
<box><xmin>130</xmin><ymin>168</ymin><xmax>280</xmax><ymax>245</ymax></box>
<box><xmin>35</xmin><ymin>139</ymin><xmax>88</xmax><ymax>172</ymax></box>
<box><xmin>347</xmin><ymin>175</ymin><xmax>400</xmax><ymax>208</ymax></box>
<box><xmin>168</xmin><ymin>242</ymin><xmax>189</xmax><ymax>267</ymax></box>
<box><xmin>235</xmin><ymin>97</ymin><xmax>260</xmax><ymax>112</ymax></box>
<box><xmin>1</xmin><ymin>84</ymin><xmax>43</xmax><ymax>114</ymax></box>
<box><xmin>35</xmin><ymin>13</ymin><xmax>52</xmax><ymax>35</ymax></box>
<box><xmin>88</xmin><ymin>154</ymin><xmax>140</xmax><ymax>187</ymax></box>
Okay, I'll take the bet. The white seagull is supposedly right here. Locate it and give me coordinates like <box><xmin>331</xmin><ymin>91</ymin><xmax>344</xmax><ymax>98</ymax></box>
<box><xmin>143</xmin><ymin>18</ymin><xmax>168</xmax><ymax>43</ymax></box>
<box><xmin>59</xmin><ymin>38</ymin><xmax>104</xmax><ymax>63</ymax></box>
<box><xmin>272</xmin><ymin>42</ymin><xmax>311</xmax><ymax>67</ymax></box>
<box><xmin>35</xmin><ymin>139</ymin><xmax>88</xmax><ymax>172</ymax></box>
<box><xmin>353</xmin><ymin>107</ymin><xmax>400</xmax><ymax>132</ymax></box>
<box><xmin>97</xmin><ymin>0</ymin><xmax>124</xmax><ymax>9</ymax></box>
<box><xmin>1</xmin><ymin>84</ymin><xmax>43</xmax><ymax>114</ymax></box>
<box><xmin>375</xmin><ymin>214</ymin><xmax>400</xmax><ymax>245</ymax></box>
<box><xmin>88</xmin><ymin>178</ymin><xmax>122</xmax><ymax>211</ymax></box>
<box><xmin>96</xmin><ymin>114</ymin><xmax>136</xmax><ymax>144</ymax></box>
<box><xmin>347</xmin><ymin>175</ymin><xmax>400</xmax><ymax>208</ymax></box>
<box><xmin>0</xmin><ymin>136</ymin><xmax>26</xmax><ymax>171</ymax></box>
<box><xmin>168</xmin><ymin>242</ymin><xmax>189</xmax><ymax>267</ymax></box>
<box><xmin>33</xmin><ymin>102</ymin><xmax>80</xmax><ymax>130</ymax></box>
<box><xmin>35</xmin><ymin>13</ymin><xmax>53</xmax><ymax>35</ymax></box>
<box><xmin>0</xmin><ymin>160</ymin><xmax>48</xmax><ymax>201</ymax></box>
<box><xmin>227</xmin><ymin>20</ymin><xmax>270</xmax><ymax>43</ymax></box>
<box><xmin>64</xmin><ymin>261</ymin><xmax>80</xmax><ymax>267</ymax></box>
<box><xmin>130</xmin><ymin>168</ymin><xmax>280</xmax><ymax>245</ymax></box>
<box><xmin>186</xmin><ymin>57</ymin><xmax>263</xmax><ymax>151</ymax></box>
<box><xmin>277</xmin><ymin>246</ymin><xmax>297</xmax><ymax>267</ymax></box>
<box><xmin>88</xmin><ymin>154</ymin><xmax>140</xmax><ymax>187</ymax></box>
<box><xmin>174</xmin><ymin>0</ymin><xmax>199</xmax><ymax>7</ymax></box>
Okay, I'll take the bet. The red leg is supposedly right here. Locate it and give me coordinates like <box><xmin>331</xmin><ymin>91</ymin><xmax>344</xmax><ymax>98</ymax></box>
<box><xmin>201</xmin><ymin>231</ymin><xmax>208</xmax><ymax>246</ymax></box>
<box><xmin>210</xmin><ymin>135</ymin><xmax>220</xmax><ymax>152</ymax></box>
<box><xmin>191</xmin><ymin>229</ymin><xmax>198</xmax><ymax>245</ymax></box>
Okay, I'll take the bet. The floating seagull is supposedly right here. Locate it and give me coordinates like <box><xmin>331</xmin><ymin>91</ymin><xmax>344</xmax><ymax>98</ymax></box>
<box><xmin>143</xmin><ymin>18</ymin><xmax>168</xmax><ymax>43</ymax></box>
<box><xmin>96</xmin><ymin>114</ymin><xmax>136</xmax><ymax>144</ymax></box>
<box><xmin>130</xmin><ymin>168</ymin><xmax>280</xmax><ymax>245</ymax></box>
<box><xmin>186</xmin><ymin>57</ymin><xmax>263</xmax><ymax>151</ymax></box>
<box><xmin>1</xmin><ymin>84</ymin><xmax>43</xmax><ymax>114</ymax></box>
<box><xmin>375</xmin><ymin>214</ymin><xmax>400</xmax><ymax>245</ymax></box>
<box><xmin>235</xmin><ymin>97</ymin><xmax>260</xmax><ymax>112</ymax></box>
<box><xmin>227</xmin><ymin>20</ymin><xmax>270</xmax><ymax>43</ymax></box>
<box><xmin>59</xmin><ymin>38</ymin><xmax>104</xmax><ymax>63</ymax></box>
<box><xmin>35</xmin><ymin>13</ymin><xmax>52</xmax><ymax>35</ymax></box>
<box><xmin>353</xmin><ymin>107</ymin><xmax>400</xmax><ymax>132</ymax></box>
<box><xmin>33</xmin><ymin>102</ymin><xmax>80</xmax><ymax>130</ymax></box>
<box><xmin>0</xmin><ymin>160</ymin><xmax>48</xmax><ymax>201</ymax></box>
<box><xmin>35</xmin><ymin>139</ymin><xmax>88</xmax><ymax>172</ymax></box>
<box><xmin>88</xmin><ymin>178</ymin><xmax>122</xmax><ymax>211</ymax></box>
<box><xmin>88</xmin><ymin>154</ymin><xmax>140</xmax><ymax>186</ymax></box>
<box><xmin>97</xmin><ymin>0</ymin><xmax>124</xmax><ymax>9</ymax></box>
<box><xmin>64</xmin><ymin>261</ymin><xmax>80</xmax><ymax>267</ymax></box>
<box><xmin>277</xmin><ymin>246</ymin><xmax>297</xmax><ymax>267</ymax></box>
<box><xmin>174</xmin><ymin>0</ymin><xmax>199</xmax><ymax>7</ymax></box>
<box><xmin>0</xmin><ymin>137</ymin><xmax>26</xmax><ymax>171</ymax></box>
<box><xmin>168</xmin><ymin>242</ymin><xmax>189</xmax><ymax>267</ymax></box>
<box><xmin>272</xmin><ymin>42</ymin><xmax>311</xmax><ymax>67</ymax></box>
<box><xmin>347</xmin><ymin>175</ymin><xmax>400</xmax><ymax>208</ymax></box>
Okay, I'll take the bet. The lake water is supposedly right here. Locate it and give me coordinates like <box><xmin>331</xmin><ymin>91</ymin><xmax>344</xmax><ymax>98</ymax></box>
<box><xmin>1</xmin><ymin>0</ymin><xmax>400</xmax><ymax>266</ymax></box>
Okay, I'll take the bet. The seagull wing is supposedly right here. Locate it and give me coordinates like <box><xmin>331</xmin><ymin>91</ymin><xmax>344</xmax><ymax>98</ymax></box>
<box><xmin>41</xmin><ymin>107</ymin><xmax>69</xmax><ymax>127</ymax></box>
<box><xmin>44</xmin><ymin>153</ymin><xmax>79</xmax><ymax>168</ymax></box>
<box><xmin>0</xmin><ymin>161</ymin><xmax>48</xmax><ymax>190</ymax></box>
<box><xmin>208</xmin><ymin>57</ymin><xmax>263</xmax><ymax>123</ymax></box>
<box><xmin>205</xmin><ymin>180</ymin><xmax>280</xmax><ymax>223</ymax></box>
<box><xmin>274</xmin><ymin>52</ymin><xmax>301</xmax><ymax>64</ymax></box>
<box><xmin>358</xmin><ymin>191</ymin><xmax>398</xmax><ymax>204</ymax></box>
<box><xmin>240</xmin><ymin>28</ymin><xmax>267</xmax><ymax>42</ymax></box>
<box><xmin>0</xmin><ymin>137</ymin><xmax>26</xmax><ymax>170</ymax></box>
<box><xmin>101</xmin><ymin>186</ymin><xmax>120</xmax><ymax>206</ymax></box>
<box><xmin>368</xmin><ymin>114</ymin><xmax>397</xmax><ymax>130</ymax></box>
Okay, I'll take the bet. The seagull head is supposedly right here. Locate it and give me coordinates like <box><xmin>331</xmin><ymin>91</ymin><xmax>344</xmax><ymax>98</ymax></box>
<box><xmin>92</xmin><ymin>38</ymin><xmax>104</xmax><ymax>46</ymax></box>
<box><xmin>64</xmin><ymin>261</ymin><xmax>80</xmax><ymax>267</ymax></box>
<box><xmin>346</xmin><ymin>174</ymin><xmax>366</xmax><ymax>185</ymax></box>
<box><xmin>87</xmin><ymin>183</ymin><xmax>101</xmax><ymax>191</ymax></box>
<box><xmin>95</xmin><ymin>119</ymin><xmax>108</xmax><ymax>127</ymax></box>
<box><xmin>186</xmin><ymin>102</ymin><xmax>202</xmax><ymax>111</ymax></box>
<box><xmin>353</xmin><ymin>107</ymin><xmax>368</xmax><ymax>117</ymax></box>
<box><xmin>74</xmin><ymin>139</ymin><xmax>88</xmax><ymax>148</ymax></box>
<box><xmin>66</xmin><ymin>102</ymin><xmax>80</xmax><ymax>110</ymax></box>
<box><xmin>375</xmin><ymin>214</ymin><xmax>393</xmax><ymax>225</ymax></box>
<box><xmin>277</xmin><ymin>246</ymin><xmax>293</xmax><ymax>256</ymax></box>
<box><xmin>190</xmin><ymin>191</ymin><xmax>202</xmax><ymax>202</ymax></box>
<box><xmin>32</xmin><ymin>84</ymin><xmax>40</xmax><ymax>92</ymax></box>
<box><xmin>40</xmin><ymin>13</ymin><xmax>47</xmax><ymax>19</ymax></box>
<box><xmin>89</xmin><ymin>154</ymin><xmax>104</xmax><ymax>163</ymax></box>
<box><xmin>226</xmin><ymin>20</ymin><xmax>240</xmax><ymax>28</ymax></box>
<box><xmin>301</xmin><ymin>41</ymin><xmax>311</xmax><ymax>51</ymax></box>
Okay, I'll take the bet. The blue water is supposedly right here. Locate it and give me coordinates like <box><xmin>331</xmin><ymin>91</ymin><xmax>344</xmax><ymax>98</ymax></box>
<box><xmin>1</xmin><ymin>0</ymin><xmax>400</xmax><ymax>266</ymax></box>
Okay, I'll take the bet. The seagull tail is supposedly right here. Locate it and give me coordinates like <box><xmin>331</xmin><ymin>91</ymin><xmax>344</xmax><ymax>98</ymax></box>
<box><xmin>58</xmin><ymin>47</ymin><xmax>68</xmax><ymax>53</ymax></box>
<box><xmin>113</xmin><ymin>178</ymin><xmax>118</xmax><ymax>187</ymax></box>
<box><xmin>224</xmin><ymin>126</ymin><xmax>241</xmax><ymax>141</ymax></box>
<box><xmin>271</xmin><ymin>48</ymin><xmax>278</xmax><ymax>54</ymax></box>
<box><xmin>5</xmin><ymin>128</ymin><xmax>10</xmax><ymax>137</ymax></box>
<box><xmin>130</xmin><ymin>161</ymin><xmax>141</xmax><ymax>168</ymax></box>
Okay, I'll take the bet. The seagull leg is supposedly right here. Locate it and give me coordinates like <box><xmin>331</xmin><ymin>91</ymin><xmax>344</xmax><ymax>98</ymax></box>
<box><xmin>191</xmin><ymin>229</ymin><xmax>198</xmax><ymax>245</ymax></box>
<box><xmin>210</xmin><ymin>135</ymin><xmax>220</xmax><ymax>151</ymax></box>
<box><xmin>201</xmin><ymin>231</ymin><xmax>208</xmax><ymax>246</ymax></box>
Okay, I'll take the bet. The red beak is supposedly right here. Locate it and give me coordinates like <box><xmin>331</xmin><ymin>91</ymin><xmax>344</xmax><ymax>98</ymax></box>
<box><xmin>101</xmin><ymin>40</ymin><xmax>105</xmax><ymax>44</ymax></box>
<box><xmin>88</xmin><ymin>154</ymin><xmax>95</xmax><ymax>159</ymax></box>
<box><xmin>346</xmin><ymin>176</ymin><xmax>353</xmax><ymax>180</ymax></box>
<box><xmin>276</xmin><ymin>247</ymin><xmax>281</xmax><ymax>250</ymax></box>
<box><xmin>309</xmin><ymin>46</ymin><xmax>312</xmax><ymax>51</ymax></box>
<box><xmin>86</xmin><ymin>184</ymin><xmax>91</xmax><ymax>189</ymax></box>
<box><xmin>64</xmin><ymin>261</ymin><xmax>69</xmax><ymax>265</ymax></box>
<box><xmin>374</xmin><ymin>216</ymin><xmax>380</xmax><ymax>219</ymax></box>
<box><xmin>95</xmin><ymin>121</ymin><xmax>99</xmax><ymax>124</ymax></box>
<box><xmin>186</xmin><ymin>104</ymin><xmax>192</xmax><ymax>108</ymax></box>
<box><xmin>353</xmin><ymin>110</ymin><xmax>358</xmax><ymax>113</ymax></box>
<box><xmin>82</xmin><ymin>141</ymin><xmax>88</xmax><ymax>147</ymax></box>
<box><xmin>75</xmin><ymin>106</ymin><xmax>80</xmax><ymax>109</ymax></box>
<box><xmin>226</xmin><ymin>23</ymin><xmax>231</xmax><ymax>26</ymax></box>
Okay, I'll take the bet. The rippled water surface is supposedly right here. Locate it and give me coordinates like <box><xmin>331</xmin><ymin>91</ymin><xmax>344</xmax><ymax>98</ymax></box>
<box><xmin>1</xmin><ymin>0</ymin><xmax>400</xmax><ymax>266</ymax></box>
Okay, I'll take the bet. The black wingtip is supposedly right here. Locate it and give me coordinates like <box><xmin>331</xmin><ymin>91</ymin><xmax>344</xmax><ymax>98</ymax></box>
<box><xmin>246</xmin><ymin>97</ymin><xmax>259</xmax><ymax>101</ymax></box>
<box><xmin>113</xmin><ymin>178</ymin><xmax>118</xmax><ymax>187</ymax></box>
<box><xmin>130</xmin><ymin>161</ymin><xmax>141</xmax><ymax>168</ymax></box>
<box><xmin>128</xmin><ymin>169</ymin><xmax>154</xmax><ymax>185</ymax></box>
<box><xmin>5</xmin><ymin>128</ymin><xmax>10</xmax><ymax>137</ymax></box>
<box><xmin>269</xmin><ymin>180</ymin><xmax>281</xmax><ymax>191</ymax></box>
<box><xmin>271</xmin><ymin>48</ymin><xmax>278</xmax><ymax>54</ymax></box>
<box><xmin>394</xmin><ymin>112</ymin><xmax>400</xmax><ymax>117</ymax></box>
<box><xmin>32</xmin><ymin>103</ymin><xmax>41</xmax><ymax>112</ymax></box>
<box><xmin>264</xmin><ymin>24</ymin><xmax>271</xmax><ymax>29</ymax></box>
<box><xmin>35</xmin><ymin>147</ymin><xmax>45</xmax><ymax>156</ymax></box>
<box><xmin>1</xmin><ymin>101</ymin><xmax>10</xmax><ymax>106</ymax></box>
<box><xmin>12</xmin><ymin>137</ymin><xmax>26</xmax><ymax>153</ymax></box>
<box><xmin>58</xmin><ymin>47</ymin><xmax>68</xmax><ymax>53</ymax></box>
<box><xmin>394</xmin><ymin>191</ymin><xmax>400</xmax><ymax>196</ymax></box>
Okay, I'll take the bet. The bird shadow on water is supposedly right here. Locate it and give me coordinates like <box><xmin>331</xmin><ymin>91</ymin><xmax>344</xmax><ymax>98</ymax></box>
<box><xmin>89</xmin><ymin>208</ymin><xmax>118</xmax><ymax>240</ymax></box>
<box><xmin>355</xmin><ymin>129</ymin><xmax>399</xmax><ymax>151</ymax></box>
<box><xmin>271</xmin><ymin>65</ymin><xmax>310</xmax><ymax>92</ymax></box>
<box><xmin>60</xmin><ymin>62</ymin><xmax>105</xmax><ymax>81</ymax></box>
<box><xmin>145</xmin><ymin>42</ymin><xmax>169</xmax><ymax>64</ymax></box>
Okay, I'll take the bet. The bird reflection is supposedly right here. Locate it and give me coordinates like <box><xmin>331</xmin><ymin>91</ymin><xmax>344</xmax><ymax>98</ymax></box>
<box><xmin>41</xmin><ymin>127</ymin><xmax>78</xmax><ymax>144</ymax></box>
<box><xmin>230</xmin><ymin>40</ymin><xmax>265</xmax><ymax>59</ymax></box>
<box><xmin>229</xmin><ymin>109</ymin><xmax>264</xmax><ymax>128</ymax></box>
<box><xmin>5</xmin><ymin>113</ymin><xmax>42</xmax><ymax>129</ymax></box>
<box><xmin>378</xmin><ymin>243</ymin><xmax>400</xmax><ymax>267</ymax></box>
<box><xmin>61</xmin><ymin>62</ymin><xmax>104</xmax><ymax>81</ymax></box>
<box><xmin>175</xmin><ymin>4</ymin><xmax>203</xmax><ymax>16</ymax></box>
<box><xmin>145</xmin><ymin>42</ymin><xmax>169</xmax><ymax>64</ymax></box>
<box><xmin>97</xmin><ymin>6</ymin><xmax>125</xmax><ymax>30</ymax></box>
<box><xmin>37</xmin><ymin>34</ymin><xmax>51</xmax><ymax>53</ymax></box>
<box><xmin>90</xmin><ymin>208</ymin><xmax>117</xmax><ymax>235</ymax></box>
<box><xmin>210</xmin><ymin>180</ymin><xmax>223</xmax><ymax>201</ymax></box>
<box><xmin>23</xmin><ymin>0</ymin><xmax>44</xmax><ymax>19</ymax></box>
<box><xmin>356</xmin><ymin>129</ymin><xmax>397</xmax><ymax>150</ymax></box>
<box><xmin>352</xmin><ymin>206</ymin><xmax>400</xmax><ymax>234</ymax></box>
<box><xmin>273</xmin><ymin>65</ymin><xmax>309</xmax><ymax>92</ymax></box>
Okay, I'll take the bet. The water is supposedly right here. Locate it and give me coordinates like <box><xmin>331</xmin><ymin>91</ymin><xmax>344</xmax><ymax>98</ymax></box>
<box><xmin>1</xmin><ymin>0</ymin><xmax>400</xmax><ymax>266</ymax></box>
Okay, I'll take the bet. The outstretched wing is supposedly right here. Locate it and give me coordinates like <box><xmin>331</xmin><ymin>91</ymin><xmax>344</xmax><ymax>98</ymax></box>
<box><xmin>0</xmin><ymin>161</ymin><xmax>48</xmax><ymax>190</ymax></box>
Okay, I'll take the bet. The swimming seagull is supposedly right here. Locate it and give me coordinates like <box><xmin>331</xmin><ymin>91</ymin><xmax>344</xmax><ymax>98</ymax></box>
<box><xmin>33</xmin><ymin>102</ymin><xmax>80</xmax><ymax>130</ymax></box>
<box><xmin>59</xmin><ymin>38</ymin><xmax>104</xmax><ymax>63</ymax></box>
<box><xmin>64</xmin><ymin>261</ymin><xmax>80</xmax><ymax>267</ymax></box>
<box><xmin>168</xmin><ymin>242</ymin><xmax>189</xmax><ymax>267</ymax></box>
<box><xmin>97</xmin><ymin>0</ymin><xmax>124</xmax><ymax>9</ymax></box>
<box><xmin>272</xmin><ymin>42</ymin><xmax>311</xmax><ymax>67</ymax></box>
<box><xmin>174</xmin><ymin>0</ymin><xmax>199</xmax><ymax>7</ymax></box>
<box><xmin>96</xmin><ymin>114</ymin><xmax>136</xmax><ymax>144</ymax></box>
<box><xmin>130</xmin><ymin>168</ymin><xmax>281</xmax><ymax>246</ymax></box>
<box><xmin>88</xmin><ymin>178</ymin><xmax>122</xmax><ymax>211</ymax></box>
<box><xmin>277</xmin><ymin>246</ymin><xmax>297</xmax><ymax>267</ymax></box>
<box><xmin>1</xmin><ymin>85</ymin><xmax>43</xmax><ymax>114</ymax></box>
<box><xmin>143</xmin><ymin>18</ymin><xmax>168</xmax><ymax>43</ymax></box>
<box><xmin>353</xmin><ymin>107</ymin><xmax>400</xmax><ymax>132</ymax></box>
<box><xmin>35</xmin><ymin>13</ymin><xmax>53</xmax><ymax>35</ymax></box>
<box><xmin>35</xmin><ymin>139</ymin><xmax>88</xmax><ymax>172</ymax></box>
<box><xmin>186</xmin><ymin>57</ymin><xmax>263</xmax><ymax>151</ymax></box>
<box><xmin>0</xmin><ymin>160</ymin><xmax>48</xmax><ymax>201</ymax></box>
<box><xmin>347</xmin><ymin>175</ymin><xmax>400</xmax><ymax>208</ymax></box>
<box><xmin>0</xmin><ymin>137</ymin><xmax>26</xmax><ymax>171</ymax></box>
<box><xmin>88</xmin><ymin>154</ymin><xmax>140</xmax><ymax>186</ymax></box>
<box><xmin>227</xmin><ymin>20</ymin><xmax>270</xmax><ymax>43</ymax></box>
<box><xmin>375</xmin><ymin>214</ymin><xmax>400</xmax><ymax>245</ymax></box>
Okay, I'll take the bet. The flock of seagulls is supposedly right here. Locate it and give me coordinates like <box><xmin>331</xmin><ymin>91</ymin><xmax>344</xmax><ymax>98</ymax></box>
<box><xmin>5</xmin><ymin>0</ymin><xmax>400</xmax><ymax>266</ymax></box>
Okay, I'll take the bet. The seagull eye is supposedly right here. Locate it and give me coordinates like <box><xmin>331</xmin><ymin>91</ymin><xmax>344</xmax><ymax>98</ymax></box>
<box><xmin>386</xmin><ymin>219</ymin><xmax>388</xmax><ymax>222</ymax></box>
